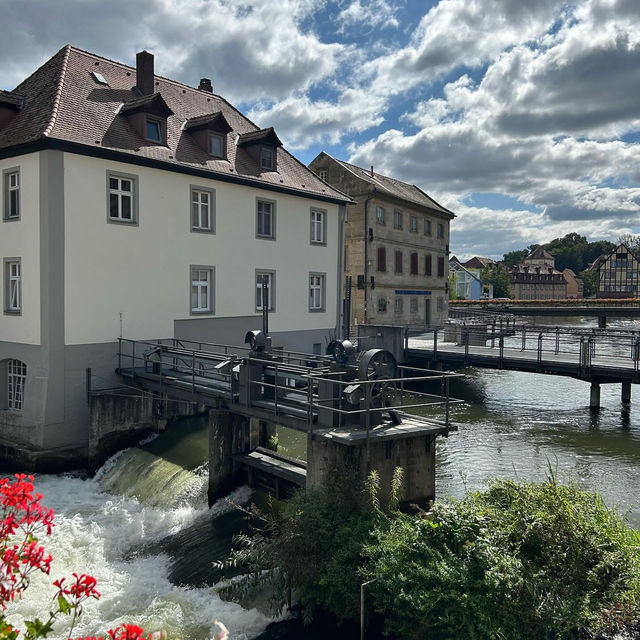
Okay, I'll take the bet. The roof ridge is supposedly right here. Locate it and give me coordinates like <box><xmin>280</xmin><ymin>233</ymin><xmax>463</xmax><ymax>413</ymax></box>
<box><xmin>43</xmin><ymin>45</ymin><xmax>71</xmax><ymax>138</ymax></box>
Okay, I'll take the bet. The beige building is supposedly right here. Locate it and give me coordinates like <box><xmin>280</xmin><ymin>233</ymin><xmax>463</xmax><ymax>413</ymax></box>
<box><xmin>563</xmin><ymin>268</ymin><xmax>583</xmax><ymax>299</ymax></box>
<box><xmin>308</xmin><ymin>153</ymin><xmax>454</xmax><ymax>328</ymax></box>
<box><xmin>511</xmin><ymin>247</ymin><xmax>568</xmax><ymax>300</ymax></box>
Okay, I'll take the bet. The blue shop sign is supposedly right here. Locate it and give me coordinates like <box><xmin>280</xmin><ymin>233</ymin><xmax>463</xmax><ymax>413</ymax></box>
<box><xmin>394</xmin><ymin>290</ymin><xmax>432</xmax><ymax>295</ymax></box>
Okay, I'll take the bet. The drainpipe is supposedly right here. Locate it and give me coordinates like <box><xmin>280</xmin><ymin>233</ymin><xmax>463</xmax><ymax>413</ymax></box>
<box><xmin>363</xmin><ymin>189</ymin><xmax>376</xmax><ymax>324</ymax></box>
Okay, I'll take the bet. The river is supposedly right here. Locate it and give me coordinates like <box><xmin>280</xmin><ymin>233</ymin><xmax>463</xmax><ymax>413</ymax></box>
<box><xmin>4</xmin><ymin>316</ymin><xmax>640</xmax><ymax>639</ymax></box>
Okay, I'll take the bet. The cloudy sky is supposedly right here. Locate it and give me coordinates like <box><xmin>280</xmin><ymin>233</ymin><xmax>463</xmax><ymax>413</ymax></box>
<box><xmin>2</xmin><ymin>0</ymin><xmax>639</xmax><ymax>260</ymax></box>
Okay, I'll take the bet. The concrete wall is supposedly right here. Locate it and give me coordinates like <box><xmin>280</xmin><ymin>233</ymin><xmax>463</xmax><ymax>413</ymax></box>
<box><xmin>306</xmin><ymin>434</ymin><xmax>436</xmax><ymax>506</ymax></box>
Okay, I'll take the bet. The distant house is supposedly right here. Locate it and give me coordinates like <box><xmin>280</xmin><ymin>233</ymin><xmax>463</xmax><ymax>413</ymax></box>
<box><xmin>449</xmin><ymin>259</ymin><xmax>492</xmax><ymax>299</ymax></box>
<box><xmin>511</xmin><ymin>247</ymin><xmax>567</xmax><ymax>299</ymax></box>
<box><xmin>587</xmin><ymin>243</ymin><xmax>640</xmax><ymax>298</ymax></box>
<box><xmin>563</xmin><ymin>269</ymin><xmax>583</xmax><ymax>299</ymax></box>
<box><xmin>308</xmin><ymin>152</ymin><xmax>454</xmax><ymax>327</ymax></box>
<box><xmin>463</xmin><ymin>256</ymin><xmax>495</xmax><ymax>272</ymax></box>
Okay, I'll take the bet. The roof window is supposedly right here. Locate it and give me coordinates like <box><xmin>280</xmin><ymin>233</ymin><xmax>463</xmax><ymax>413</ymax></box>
<box><xmin>184</xmin><ymin>111</ymin><xmax>232</xmax><ymax>160</ymax></box>
<box><xmin>91</xmin><ymin>71</ymin><xmax>109</xmax><ymax>86</ymax></box>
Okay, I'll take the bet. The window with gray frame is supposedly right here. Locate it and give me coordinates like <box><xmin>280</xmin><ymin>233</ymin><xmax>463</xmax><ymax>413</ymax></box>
<box><xmin>107</xmin><ymin>172</ymin><xmax>138</xmax><ymax>223</ymax></box>
<box><xmin>4</xmin><ymin>259</ymin><xmax>21</xmax><ymax>313</ymax></box>
<box><xmin>191</xmin><ymin>187</ymin><xmax>215</xmax><ymax>232</ymax></box>
<box><xmin>191</xmin><ymin>266</ymin><xmax>214</xmax><ymax>314</ymax></box>
<box><xmin>209</xmin><ymin>133</ymin><xmax>225</xmax><ymax>158</ymax></box>
<box><xmin>410</xmin><ymin>216</ymin><xmax>417</xmax><ymax>232</ymax></box>
<box><xmin>261</xmin><ymin>147</ymin><xmax>275</xmax><ymax>170</ymax></box>
<box><xmin>376</xmin><ymin>206</ymin><xmax>385</xmax><ymax>224</ymax></box>
<box><xmin>7</xmin><ymin>359</ymin><xmax>27</xmax><ymax>411</ymax></box>
<box><xmin>256</xmin><ymin>271</ymin><xmax>275</xmax><ymax>311</ymax></box>
<box><xmin>410</xmin><ymin>297</ymin><xmax>418</xmax><ymax>312</ymax></box>
<box><xmin>394</xmin><ymin>297</ymin><xmax>403</xmax><ymax>313</ymax></box>
<box><xmin>394</xmin><ymin>210</ymin><xmax>403</xmax><ymax>229</ymax></box>
<box><xmin>310</xmin><ymin>208</ymin><xmax>326</xmax><ymax>244</ymax></box>
<box><xmin>378</xmin><ymin>297</ymin><xmax>387</xmax><ymax>312</ymax></box>
<box><xmin>256</xmin><ymin>199</ymin><xmax>275</xmax><ymax>238</ymax></box>
<box><xmin>3</xmin><ymin>169</ymin><xmax>20</xmax><ymax>220</ymax></box>
<box><xmin>309</xmin><ymin>273</ymin><xmax>325</xmax><ymax>311</ymax></box>
<box><xmin>424</xmin><ymin>218</ymin><xmax>432</xmax><ymax>235</ymax></box>
<box><xmin>437</xmin><ymin>222</ymin><xmax>445</xmax><ymax>238</ymax></box>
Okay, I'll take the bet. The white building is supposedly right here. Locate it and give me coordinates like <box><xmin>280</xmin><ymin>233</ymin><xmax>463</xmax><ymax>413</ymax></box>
<box><xmin>0</xmin><ymin>46</ymin><xmax>350</xmax><ymax>469</ymax></box>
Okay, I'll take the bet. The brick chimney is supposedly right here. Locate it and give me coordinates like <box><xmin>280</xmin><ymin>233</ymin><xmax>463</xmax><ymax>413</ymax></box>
<box><xmin>198</xmin><ymin>78</ymin><xmax>213</xmax><ymax>93</ymax></box>
<box><xmin>136</xmin><ymin>51</ymin><xmax>155</xmax><ymax>95</ymax></box>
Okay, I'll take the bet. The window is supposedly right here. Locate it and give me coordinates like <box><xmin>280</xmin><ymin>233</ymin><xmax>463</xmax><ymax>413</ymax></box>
<box><xmin>256</xmin><ymin>199</ymin><xmax>275</xmax><ymax>239</ymax></box>
<box><xmin>394</xmin><ymin>297</ymin><xmax>403</xmax><ymax>313</ymax></box>
<box><xmin>410</xmin><ymin>297</ymin><xmax>418</xmax><ymax>312</ymax></box>
<box><xmin>394</xmin><ymin>210</ymin><xmax>403</xmax><ymax>229</ymax></box>
<box><xmin>377</xmin><ymin>246</ymin><xmax>386</xmax><ymax>272</ymax></box>
<box><xmin>256</xmin><ymin>271</ymin><xmax>275</xmax><ymax>311</ymax></box>
<box><xmin>410</xmin><ymin>216</ymin><xmax>417</xmax><ymax>232</ymax></box>
<box><xmin>438</xmin><ymin>256</ymin><xmax>445</xmax><ymax>278</ymax></box>
<box><xmin>378</xmin><ymin>297</ymin><xmax>387</xmax><ymax>312</ymax></box>
<box><xmin>145</xmin><ymin>118</ymin><xmax>162</xmax><ymax>143</ymax></box>
<box><xmin>3</xmin><ymin>169</ymin><xmax>19</xmax><ymax>220</ymax></box>
<box><xmin>395</xmin><ymin>250</ymin><xmax>403</xmax><ymax>273</ymax></box>
<box><xmin>437</xmin><ymin>222</ymin><xmax>445</xmax><ymax>239</ymax></box>
<box><xmin>309</xmin><ymin>273</ymin><xmax>325</xmax><ymax>311</ymax></box>
<box><xmin>209</xmin><ymin>133</ymin><xmax>224</xmax><ymax>158</ymax></box>
<box><xmin>261</xmin><ymin>147</ymin><xmax>275</xmax><ymax>170</ymax></box>
<box><xmin>410</xmin><ymin>252</ymin><xmax>418</xmax><ymax>275</ymax></box>
<box><xmin>437</xmin><ymin>296</ymin><xmax>444</xmax><ymax>312</ymax></box>
<box><xmin>424</xmin><ymin>218</ymin><xmax>432</xmax><ymax>235</ymax></box>
<box><xmin>425</xmin><ymin>254</ymin><xmax>432</xmax><ymax>276</ymax></box>
<box><xmin>376</xmin><ymin>206</ymin><xmax>385</xmax><ymax>224</ymax></box>
<box><xmin>191</xmin><ymin>267</ymin><xmax>214</xmax><ymax>314</ymax></box>
<box><xmin>107</xmin><ymin>172</ymin><xmax>137</xmax><ymax>224</ymax></box>
<box><xmin>4</xmin><ymin>259</ymin><xmax>21</xmax><ymax>313</ymax></box>
<box><xmin>310</xmin><ymin>208</ymin><xmax>326</xmax><ymax>244</ymax></box>
<box><xmin>7</xmin><ymin>360</ymin><xmax>26</xmax><ymax>411</ymax></box>
<box><xmin>319</xmin><ymin>170</ymin><xmax>327</xmax><ymax>181</ymax></box>
<box><xmin>191</xmin><ymin>187</ymin><xmax>215</xmax><ymax>232</ymax></box>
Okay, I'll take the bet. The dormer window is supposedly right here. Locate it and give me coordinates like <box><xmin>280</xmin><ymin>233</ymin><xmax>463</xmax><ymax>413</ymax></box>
<box><xmin>146</xmin><ymin>117</ymin><xmax>162</xmax><ymax>142</ymax></box>
<box><xmin>184</xmin><ymin>112</ymin><xmax>232</xmax><ymax>160</ymax></box>
<box><xmin>209</xmin><ymin>132</ymin><xmax>224</xmax><ymax>158</ymax></box>
<box><xmin>261</xmin><ymin>147</ymin><xmax>275</xmax><ymax>170</ymax></box>
<box><xmin>120</xmin><ymin>93</ymin><xmax>173</xmax><ymax>146</ymax></box>
<box><xmin>237</xmin><ymin>127</ymin><xmax>283</xmax><ymax>173</ymax></box>
<box><xmin>0</xmin><ymin>90</ymin><xmax>25</xmax><ymax>132</ymax></box>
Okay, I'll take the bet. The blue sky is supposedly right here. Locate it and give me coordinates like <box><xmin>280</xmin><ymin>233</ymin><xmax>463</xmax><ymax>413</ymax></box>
<box><xmin>2</xmin><ymin>0</ymin><xmax>640</xmax><ymax>260</ymax></box>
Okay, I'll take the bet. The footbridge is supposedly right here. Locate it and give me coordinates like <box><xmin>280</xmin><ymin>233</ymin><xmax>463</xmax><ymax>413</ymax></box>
<box><xmin>406</xmin><ymin>323</ymin><xmax>640</xmax><ymax>409</ymax></box>
<box><xmin>112</xmin><ymin>333</ymin><xmax>463</xmax><ymax>505</ymax></box>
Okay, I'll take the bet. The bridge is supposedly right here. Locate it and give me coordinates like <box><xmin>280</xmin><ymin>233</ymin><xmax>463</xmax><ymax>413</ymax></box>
<box><xmin>450</xmin><ymin>300</ymin><xmax>640</xmax><ymax>327</ymax></box>
<box><xmin>109</xmin><ymin>334</ymin><xmax>463</xmax><ymax>505</ymax></box>
<box><xmin>406</xmin><ymin>323</ymin><xmax>640</xmax><ymax>409</ymax></box>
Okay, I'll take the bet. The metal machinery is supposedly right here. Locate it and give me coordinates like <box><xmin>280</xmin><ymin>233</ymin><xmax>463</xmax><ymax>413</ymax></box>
<box><xmin>119</xmin><ymin>328</ymin><xmax>460</xmax><ymax>433</ymax></box>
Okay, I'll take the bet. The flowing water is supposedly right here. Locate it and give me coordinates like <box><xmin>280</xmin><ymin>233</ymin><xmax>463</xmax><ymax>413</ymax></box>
<box><xmin>4</xmin><ymin>316</ymin><xmax>640</xmax><ymax>639</ymax></box>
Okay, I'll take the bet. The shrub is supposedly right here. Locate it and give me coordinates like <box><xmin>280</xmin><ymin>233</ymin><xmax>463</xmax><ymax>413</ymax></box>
<box><xmin>365</xmin><ymin>478</ymin><xmax>640</xmax><ymax>640</ymax></box>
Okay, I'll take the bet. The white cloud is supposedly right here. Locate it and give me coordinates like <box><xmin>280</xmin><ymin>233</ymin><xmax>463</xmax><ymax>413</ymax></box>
<box><xmin>336</xmin><ymin>0</ymin><xmax>400</xmax><ymax>33</ymax></box>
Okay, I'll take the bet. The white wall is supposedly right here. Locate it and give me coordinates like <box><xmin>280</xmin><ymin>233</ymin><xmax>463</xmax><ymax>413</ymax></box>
<box><xmin>64</xmin><ymin>154</ymin><xmax>340</xmax><ymax>345</ymax></box>
<box><xmin>0</xmin><ymin>152</ymin><xmax>40</xmax><ymax>345</ymax></box>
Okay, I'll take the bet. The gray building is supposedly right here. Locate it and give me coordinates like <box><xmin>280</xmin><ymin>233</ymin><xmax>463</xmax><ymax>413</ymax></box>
<box><xmin>308</xmin><ymin>152</ymin><xmax>454</xmax><ymax>328</ymax></box>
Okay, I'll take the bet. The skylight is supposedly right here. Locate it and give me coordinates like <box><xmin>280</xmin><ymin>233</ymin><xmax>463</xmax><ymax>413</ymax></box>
<box><xmin>91</xmin><ymin>71</ymin><xmax>109</xmax><ymax>86</ymax></box>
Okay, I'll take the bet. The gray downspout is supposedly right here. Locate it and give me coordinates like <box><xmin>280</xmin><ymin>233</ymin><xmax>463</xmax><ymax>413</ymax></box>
<box><xmin>363</xmin><ymin>190</ymin><xmax>376</xmax><ymax>324</ymax></box>
<box><xmin>336</xmin><ymin>204</ymin><xmax>346</xmax><ymax>337</ymax></box>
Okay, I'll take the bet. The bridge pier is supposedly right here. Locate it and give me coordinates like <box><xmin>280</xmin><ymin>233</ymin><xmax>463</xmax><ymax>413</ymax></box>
<box><xmin>622</xmin><ymin>382</ymin><xmax>631</xmax><ymax>405</ymax></box>
<box><xmin>590</xmin><ymin>383</ymin><xmax>601</xmax><ymax>411</ymax></box>
<box><xmin>208</xmin><ymin>408</ymin><xmax>251</xmax><ymax>506</ymax></box>
<box><xmin>598</xmin><ymin>315</ymin><xmax>607</xmax><ymax>329</ymax></box>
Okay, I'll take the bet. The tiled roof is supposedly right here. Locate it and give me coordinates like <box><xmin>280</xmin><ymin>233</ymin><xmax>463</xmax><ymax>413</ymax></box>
<box><xmin>184</xmin><ymin>112</ymin><xmax>232</xmax><ymax>132</ymax></box>
<box><xmin>0</xmin><ymin>45</ymin><xmax>349</xmax><ymax>203</ymax></box>
<box><xmin>464</xmin><ymin>256</ymin><xmax>495</xmax><ymax>269</ymax></box>
<box><xmin>527</xmin><ymin>246</ymin><xmax>554</xmax><ymax>261</ymax></box>
<box><xmin>237</xmin><ymin>127</ymin><xmax>282</xmax><ymax>147</ymax></box>
<box><xmin>119</xmin><ymin>92</ymin><xmax>173</xmax><ymax>116</ymax></box>
<box><xmin>0</xmin><ymin>90</ymin><xmax>25</xmax><ymax>110</ymax></box>
<box><xmin>319</xmin><ymin>153</ymin><xmax>454</xmax><ymax>217</ymax></box>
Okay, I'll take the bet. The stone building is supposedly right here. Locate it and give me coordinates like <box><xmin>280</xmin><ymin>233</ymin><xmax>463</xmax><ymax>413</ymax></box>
<box><xmin>0</xmin><ymin>46</ymin><xmax>350</xmax><ymax>468</ymax></box>
<box><xmin>587</xmin><ymin>243</ymin><xmax>640</xmax><ymax>298</ymax></box>
<box><xmin>308</xmin><ymin>152</ymin><xmax>454</xmax><ymax>328</ymax></box>
<box><xmin>511</xmin><ymin>247</ymin><xmax>568</xmax><ymax>299</ymax></box>
<box><xmin>563</xmin><ymin>268</ymin><xmax>583</xmax><ymax>299</ymax></box>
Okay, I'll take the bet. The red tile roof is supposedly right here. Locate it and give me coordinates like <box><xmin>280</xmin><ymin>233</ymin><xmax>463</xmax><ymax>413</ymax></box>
<box><xmin>0</xmin><ymin>45</ymin><xmax>349</xmax><ymax>204</ymax></box>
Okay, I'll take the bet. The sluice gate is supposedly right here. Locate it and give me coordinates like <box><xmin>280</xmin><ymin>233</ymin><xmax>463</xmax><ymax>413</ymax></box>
<box><xmin>113</xmin><ymin>329</ymin><xmax>463</xmax><ymax>506</ymax></box>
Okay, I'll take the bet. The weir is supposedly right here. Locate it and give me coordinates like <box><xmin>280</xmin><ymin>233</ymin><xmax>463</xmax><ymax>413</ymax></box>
<box><xmin>94</xmin><ymin>329</ymin><xmax>463</xmax><ymax>508</ymax></box>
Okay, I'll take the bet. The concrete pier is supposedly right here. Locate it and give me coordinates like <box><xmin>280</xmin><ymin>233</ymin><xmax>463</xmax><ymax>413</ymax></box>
<box><xmin>622</xmin><ymin>381</ymin><xmax>632</xmax><ymax>404</ymax></box>
<box><xmin>590</xmin><ymin>383</ymin><xmax>601</xmax><ymax>410</ymax></box>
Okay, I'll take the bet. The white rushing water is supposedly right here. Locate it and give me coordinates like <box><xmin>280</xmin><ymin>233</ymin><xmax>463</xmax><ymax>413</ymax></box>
<box><xmin>3</xmin><ymin>448</ymin><xmax>271</xmax><ymax>640</ymax></box>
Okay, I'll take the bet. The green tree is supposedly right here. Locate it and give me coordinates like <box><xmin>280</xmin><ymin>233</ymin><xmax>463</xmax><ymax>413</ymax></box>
<box><xmin>503</xmin><ymin>249</ymin><xmax>529</xmax><ymax>268</ymax></box>
<box><xmin>581</xmin><ymin>269</ymin><xmax>599</xmax><ymax>297</ymax></box>
<box><xmin>480</xmin><ymin>263</ymin><xmax>512</xmax><ymax>298</ymax></box>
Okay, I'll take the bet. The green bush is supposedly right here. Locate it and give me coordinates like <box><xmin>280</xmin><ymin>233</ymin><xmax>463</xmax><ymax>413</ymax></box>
<box><xmin>365</xmin><ymin>478</ymin><xmax>640</xmax><ymax>640</ymax></box>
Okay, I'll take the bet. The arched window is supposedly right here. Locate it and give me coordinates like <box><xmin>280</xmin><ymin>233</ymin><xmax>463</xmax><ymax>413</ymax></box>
<box><xmin>7</xmin><ymin>359</ymin><xmax>26</xmax><ymax>410</ymax></box>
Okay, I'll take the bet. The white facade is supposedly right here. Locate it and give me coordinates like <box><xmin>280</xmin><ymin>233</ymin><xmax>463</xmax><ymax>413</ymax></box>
<box><xmin>63</xmin><ymin>154</ymin><xmax>340</xmax><ymax>344</ymax></box>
